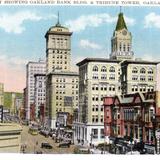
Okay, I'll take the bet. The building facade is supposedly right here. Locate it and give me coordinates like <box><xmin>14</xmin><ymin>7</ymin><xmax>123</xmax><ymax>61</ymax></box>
<box><xmin>45</xmin><ymin>18</ymin><xmax>79</xmax><ymax>129</ymax></box>
<box><xmin>25</xmin><ymin>60</ymin><xmax>46</xmax><ymax>120</ymax></box>
<box><xmin>103</xmin><ymin>92</ymin><xmax>160</xmax><ymax>144</ymax></box>
<box><xmin>74</xmin><ymin>12</ymin><xmax>159</xmax><ymax>146</ymax></box>
<box><xmin>34</xmin><ymin>74</ymin><xmax>46</xmax><ymax>120</ymax></box>
<box><xmin>75</xmin><ymin>58</ymin><xmax>121</xmax><ymax>145</ymax></box>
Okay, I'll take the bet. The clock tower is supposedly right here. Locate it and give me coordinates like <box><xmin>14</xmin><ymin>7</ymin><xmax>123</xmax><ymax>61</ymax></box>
<box><xmin>110</xmin><ymin>12</ymin><xmax>134</xmax><ymax>60</ymax></box>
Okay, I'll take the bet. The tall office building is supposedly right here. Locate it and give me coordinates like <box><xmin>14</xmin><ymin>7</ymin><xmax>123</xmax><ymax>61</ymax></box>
<box><xmin>34</xmin><ymin>74</ymin><xmax>46</xmax><ymax>119</ymax></box>
<box><xmin>45</xmin><ymin>16</ymin><xmax>79</xmax><ymax>129</ymax></box>
<box><xmin>25</xmin><ymin>60</ymin><xmax>46</xmax><ymax>120</ymax></box>
<box><xmin>74</xmin><ymin>12</ymin><xmax>158</xmax><ymax>146</ymax></box>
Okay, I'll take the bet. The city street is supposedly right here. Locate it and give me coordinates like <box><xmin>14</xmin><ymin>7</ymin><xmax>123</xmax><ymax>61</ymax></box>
<box><xmin>20</xmin><ymin>125</ymin><xmax>75</xmax><ymax>154</ymax></box>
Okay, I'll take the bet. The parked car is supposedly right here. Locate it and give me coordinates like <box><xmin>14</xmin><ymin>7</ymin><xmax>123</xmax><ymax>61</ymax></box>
<box><xmin>36</xmin><ymin>151</ymin><xmax>43</xmax><ymax>154</ymax></box>
<box><xmin>41</xmin><ymin>142</ymin><xmax>53</xmax><ymax>149</ymax></box>
<box><xmin>59</xmin><ymin>141</ymin><xmax>70</xmax><ymax>148</ymax></box>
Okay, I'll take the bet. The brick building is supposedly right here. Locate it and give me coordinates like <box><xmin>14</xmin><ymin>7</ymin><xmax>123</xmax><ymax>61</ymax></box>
<box><xmin>104</xmin><ymin>92</ymin><xmax>160</xmax><ymax>144</ymax></box>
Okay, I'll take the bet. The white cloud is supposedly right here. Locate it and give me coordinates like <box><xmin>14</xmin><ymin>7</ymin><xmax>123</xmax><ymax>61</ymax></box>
<box><xmin>80</xmin><ymin>39</ymin><xmax>102</xmax><ymax>50</ymax></box>
<box><xmin>144</xmin><ymin>12</ymin><xmax>160</xmax><ymax>29</ymax></box>
<box><xmin>65</xmin><ymin>13</ymin><xmax>135</xmax><ymax>32</ymax></box>
<box><xmin>124</xmin><ymin>16</ymin><xmax>135</xmax><ymax>26</ymax></box>
<box><xmin>0</xmin><ymin>54</ymin><xmax>29</xmax><ymax>66</ymax></box>
<box><xmin>142</xmin><ymin>54</ymin><xmax>160</xmax><ymax>61</ymax></box>
<box><xmin>0</xmin><ymin>11</ymin><xmax>56</xmax><ymax>34</ymax></box>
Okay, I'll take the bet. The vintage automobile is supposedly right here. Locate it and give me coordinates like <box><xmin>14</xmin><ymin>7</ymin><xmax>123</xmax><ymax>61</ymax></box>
<box><xmin>59</xmin><ymin>141</ymin><xmax>70</xmax><ymax>148</ymax></box>
<box><xmin>41</xmin><ymin>142</ymin><xmax>53</xmax><ymax>149</ymax></box>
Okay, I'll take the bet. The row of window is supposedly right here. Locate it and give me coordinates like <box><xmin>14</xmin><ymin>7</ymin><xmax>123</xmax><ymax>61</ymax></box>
<box><xmin>52</xmin><ymin>66</ymin><xmax>68</xmax><ymax>70</ymax></box>
<box><xmin>92</xmin><ymin>74</ymin><xmax>116</xmax><ymax>80</ymax></box>
<box><xmin>92</xmin><ymin>66</ymin><xmax>116</xmax><ymax>72</ymax></box>
<box><xmin>53</xmin><ymin>50</ymin><xmax>68</xmax><ymax>54</ymax></box>
<box><xmin>53</xmin><ymin>55</ymin><xmax>68</xmax><ymax>59</ymax></box>
<box><xmin>52</xmin><ymin>61</ymin><xmax>68</xmax><ymax>64</ymax></box>
<box><xmin>132</xmin><ymin>67</ymin><xmax>153</xmax><ymax>74</ymax></box>
<box><xmin>91</xmin><ymin>128</ymin><xmax>104</xmax><ymax>139</ymax></box>
<box><xmin>132</xmin><ymin>75</ymin><xmax>154</xmax><ymax>81</ymax></box>
<box><xmin>56</xmin><ymin>103</ymin><xmax>78</xmax><ymax>108</ymax></box>
<box><xmin>92</xmin><ymin>115</ymin><xmax>103</xmax><ymax>123</ymax></box>
<box><xmin>92</xmin><ymin>95</ymin><xmax>112</xmax><ymax>101</ymax></box>
<box><xmin>131</xmin><ymin>85</ymin><xmax>154</xmax><ymax>92</ymax></box>
<box><xmin>92</xmin><ymin>85</ymin><xmax>116</xmax><ymax>91</ymax></box>
<box><xmin>56</xmin><ymin>96</ymin><xmax>78</xmax><ymax>101</ymax></box>
<box><xmin>37</xmin><ymin>98</ymin><xmax>45</xmax><ymax>101</ymax></box>
<box><xmin>56</xmin><ymin>78</ymin><xmax>79</xmax><ymax>83</ymax></box>
<box><xmin>92</xmin><ymin>105</ymin><xmax>104</xmax><ymax>112</ymax></box>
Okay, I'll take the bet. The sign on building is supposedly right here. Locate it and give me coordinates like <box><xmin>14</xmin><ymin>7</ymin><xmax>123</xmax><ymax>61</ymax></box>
<box><xmin>0</xmin><ymin>105</ymin><xmax>3</xmax><ymax>122</ymax></box>
<box><xmin>64</xmin><ymin>96</ymin><xmax>73</xmax><ymax>107</ymax></box>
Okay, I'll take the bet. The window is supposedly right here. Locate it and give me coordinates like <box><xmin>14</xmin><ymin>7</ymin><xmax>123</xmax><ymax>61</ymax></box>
<box><xmin>92</xmin><ymin>74</ymin><xmax>98</xmax><ymax>79</ymax></box>
<box><xmin>101</xmin><ymin>105</ymin><xmax>104</xmax><ymax>112</ymax></box>
<box><xmin>109</xmin><ymin>74</ymin><xmax>115</xmax><ymax>80</ymax></box>
<box><xmin>92</xmin><ymin>66</ymin><xmax>98</xmax><ymax>72</ymax></box>
<box><xmin>92</xmin><ymin>85</ymin><xmax>98</xmax><ymax>91</ymax></box>
<box><xmin>148</xmin><ymin>76</ymin><xmax>153</xmax><ymax>81</ymax></box>
<box><xmin>100</xmin><ymin>129</ymin><xmax>104</xmax><ymax>138</ymax></box>
<box><xmin>101</xmin><ymin>74</ymin><xmax>107</xmax><ymax>80</ymax></box>
<box><xmin>140</xmin><ymin>68</ymin><xmax>146</xmax><ymax>74</ymax></box>
<box><xmin>148</xmin><ymin>86</ymin><xmax>154</xmax><ymax>92</ymax></box>
<box><xmin>92</xmin><ymin>129</ymin><xmax>98</xmax><ymax>139</ymax></box>
<box><xmin>101</xmin><ymin>66</ymin><xmax>107</xmax><ymax>72</ymax></box>
<box><xmin>95</xmin><ymin>105</ymin><xmax>98</xmax><ymax>112</ymax></box>
<box><xmin>148</xmin><ymin>68</ymin><xmax>153</xmax><ymax>74</ymax></box>
<box><xmin>109</xmin><ymin>66</ymin><xmax>115</xmax><ymax>72</ymax></box>
<box><xmin>132</xmin><ymin>67</ymin><xmax>138</xmax><ymax>73</ymax></box>
<box><xmin>132</xmin><ymin>75</ymin><xmax>138</xmax><ymax>81</ymax></box>
<box><xmin>100</xmin><ymin>116</ymin><xmax>103</xmax><ymax>123</ymax></box>
<box><xmin>132</xmin><ymin>85</ymin><xmax>138</xmax><ymax>92</ymax></box>
<box><xmin>140</xmin><ymin>75</ymin><xmax>146</xmax><ymax>81</ymax></box>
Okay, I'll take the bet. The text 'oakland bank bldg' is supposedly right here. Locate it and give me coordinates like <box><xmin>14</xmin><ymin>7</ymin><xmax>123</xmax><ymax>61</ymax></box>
<box><xmin>74</xmin><ymin>12</ymin><xmax>158</xmax><ymax>145</ymax></box>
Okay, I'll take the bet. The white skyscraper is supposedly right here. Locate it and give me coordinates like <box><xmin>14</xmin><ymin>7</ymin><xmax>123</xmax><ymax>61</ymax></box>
<box><xmin>25</xmin><ymin>60</ymin><xmax>46</xmax><ymax>120</ymax></box>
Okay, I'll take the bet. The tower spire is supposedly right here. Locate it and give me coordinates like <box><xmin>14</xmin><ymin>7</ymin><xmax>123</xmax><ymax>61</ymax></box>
<box><xmin>56</xmin><ymin>11</ymin><xmax>61</xmax><ymax>27</ymax></box>
<box><xmin>115</xmin><ymin>10</ymin><xmax>127</xmax><ymax>31</ymax></box>
<box><xmin>120</xmin><ymin>6</ymin><xmax>122</xmax><ymax>13</ymax></box>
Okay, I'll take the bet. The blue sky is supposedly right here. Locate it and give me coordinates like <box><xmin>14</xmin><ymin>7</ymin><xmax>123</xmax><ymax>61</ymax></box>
<box><xmin>0</xmin><ymin>6</ymin><xmax>160</xmax><ymax>92</ymax></box>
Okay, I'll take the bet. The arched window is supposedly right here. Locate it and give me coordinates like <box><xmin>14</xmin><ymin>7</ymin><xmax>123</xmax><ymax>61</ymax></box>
<box><xmin>132</xmin><ymin>67</ymin><xmax>138</xmax><ymax>73</ymax></box>
<box><xmin>109</xmin><ymin>66</ymin><xmax>115</xmax><ymax>72</ymax></box>
<box><xmin>148</xmin><ymin>68</ymin><xmax>153</xmax><ymax>74</ymax></box>
<box><xmin>92</xmin><ymin>66</ymin><xmax>98</xmax><ymax>72</ymax></box>
<box><xmin>140</xmin><ymin>68</ymin><xmax>146</xmax><ymax>74</ymax></box>
<box><xmin>101</xmin><ymin>66</ymin><xmax>107</xmax><ymax>72</ymax></box>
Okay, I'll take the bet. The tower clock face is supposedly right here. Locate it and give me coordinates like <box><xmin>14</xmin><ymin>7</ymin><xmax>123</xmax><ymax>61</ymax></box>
<box><xmin>122</xmin><ymin>30</ymin><xmax>127</xmax><ymax>36</ymax></box>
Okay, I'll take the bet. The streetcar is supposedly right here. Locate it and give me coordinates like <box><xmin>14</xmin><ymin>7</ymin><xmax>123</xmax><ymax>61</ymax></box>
<box><xmin>28</xmin><ymin>127</ymin><xmax>38</xmax><ymax>135</ymax></box>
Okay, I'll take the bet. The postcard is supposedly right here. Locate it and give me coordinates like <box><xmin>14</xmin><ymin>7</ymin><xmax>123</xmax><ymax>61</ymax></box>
<box><xmin>0</xmin><ymin>1</ymin><xmax>160</xmax><ymax>159</ymax></box>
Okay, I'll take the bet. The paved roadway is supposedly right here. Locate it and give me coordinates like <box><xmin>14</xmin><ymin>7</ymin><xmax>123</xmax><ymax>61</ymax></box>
<box><xmin>21</xmin><ymin>125</ymin><xmax>75</xmax><ymax>154</ymax></box>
